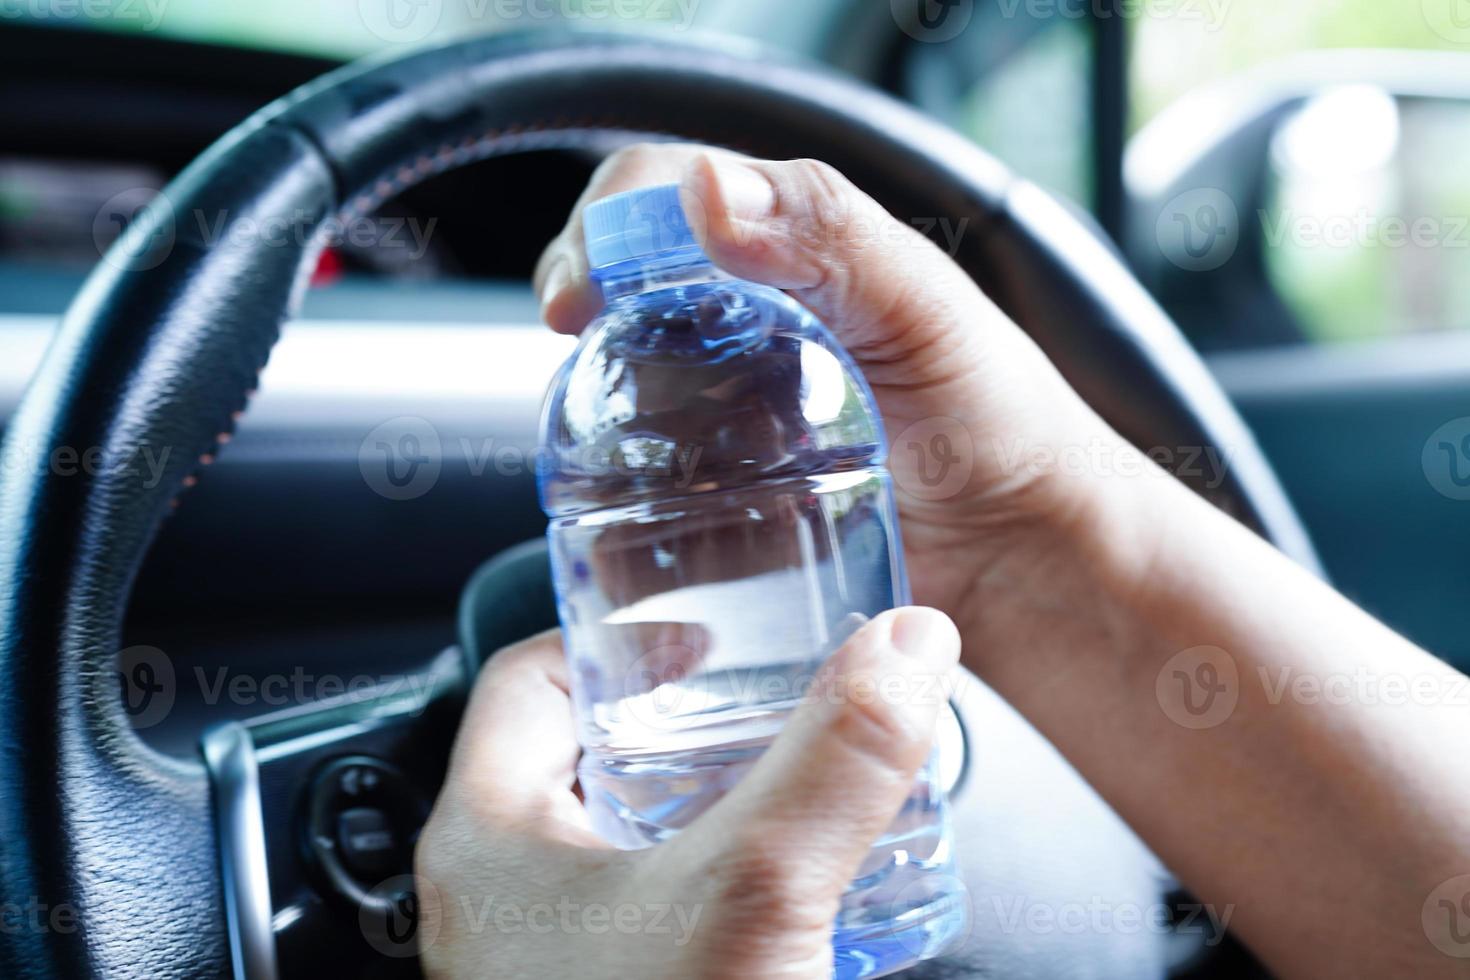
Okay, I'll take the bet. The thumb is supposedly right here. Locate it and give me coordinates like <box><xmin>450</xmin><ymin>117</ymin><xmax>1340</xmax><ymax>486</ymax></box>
<box><xmin>680</xmin><ymin>153</ymin><xmax>997</xmax><ymax>387</ymax></box>
<box><xmin>673</xmin><ymin>607</ymin><xmax>960</xmax><ymax>899</ymax></box>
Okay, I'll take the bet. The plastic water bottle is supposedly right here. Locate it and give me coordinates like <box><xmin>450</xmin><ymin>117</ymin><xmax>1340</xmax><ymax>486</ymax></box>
<box><xmin>538</xmin><ymin>184</ymin><xmax>967</xmax><ymax>977</ymax></box>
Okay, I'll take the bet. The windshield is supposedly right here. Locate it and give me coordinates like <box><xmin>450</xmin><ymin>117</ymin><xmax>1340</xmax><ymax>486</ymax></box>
<box><xmin>4</xmin><ymin>0</ymin><xmax>838</xmax><ymax>58</ymax></box>
<box><xmin>7</xmin><ymin>0</ymin><xmax>1468</xmax><ymax>347</ymax></box>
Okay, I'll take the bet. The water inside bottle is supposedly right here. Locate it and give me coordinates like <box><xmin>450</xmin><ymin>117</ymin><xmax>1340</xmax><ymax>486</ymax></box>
<box><xmin>540</xmin><ymin>184</ymin><xmax>969</xmax><ymax>976</ymax></box>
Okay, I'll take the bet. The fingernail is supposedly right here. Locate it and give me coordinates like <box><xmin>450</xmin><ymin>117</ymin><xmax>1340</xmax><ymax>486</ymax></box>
<box><xmin>888</xmin><ymin>607</ymin><xmax>960</xmax><ymax>666</ymax></box>
<box><xmin>540</xmin><ymin>256</ymin><xmax>571</xmax><ymax>308</ymax></box>
<box><xmin>702</xmin><ymin>156</ymin><xmax>777</xmax><ymax>222</ymax></box>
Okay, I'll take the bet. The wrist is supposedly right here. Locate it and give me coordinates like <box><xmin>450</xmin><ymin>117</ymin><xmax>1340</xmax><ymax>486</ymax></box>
<box><xmin>944</xmin><ymin>430</ymin><xmax>1194</xmax><ymax>690</ymax></box>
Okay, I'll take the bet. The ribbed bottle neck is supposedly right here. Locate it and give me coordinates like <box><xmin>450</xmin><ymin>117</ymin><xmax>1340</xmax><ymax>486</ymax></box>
<box><xmin>593</xmin><ymin>254</ymin><xmax>725</xmax><ymax>303</ymax></box>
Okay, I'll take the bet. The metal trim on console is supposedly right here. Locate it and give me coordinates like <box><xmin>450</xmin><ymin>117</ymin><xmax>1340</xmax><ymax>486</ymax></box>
<box><xmin>203</xmin><ymin>721</ymin><xmax>280</xmax><ymax>980</ymax></box>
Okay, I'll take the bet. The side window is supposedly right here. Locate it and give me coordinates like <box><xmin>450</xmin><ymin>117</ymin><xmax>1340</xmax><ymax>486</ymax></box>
<box><xmin>1264</xmin><ymin>92</ymin><xmax>1470</xmax><ymax>344</ymax></box>
<box><xmin>890</xmin><ymin>12</ymin><xmax>1096</xmax><ymax>210</ymax></box>
<box><xmin>1129</xmin><ymin>0</ymin><xmax>1470</xmax><ymax>351</ymax></box>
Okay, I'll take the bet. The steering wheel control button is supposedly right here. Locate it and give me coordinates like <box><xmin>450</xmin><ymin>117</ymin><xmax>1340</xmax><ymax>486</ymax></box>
<box><xmin>304</xmin><ymin>757</ymin><xmax>430</xmax><ymax>909</ymax></box>
<box><xmin>337</xmin><ymin>807</ymin><xmax>400</xmax><ymax>879</ymax></box>
<box><xmin>338</xmin><ymin>763</ymin><xmax>380</xmax><ymax>798</ymax></box>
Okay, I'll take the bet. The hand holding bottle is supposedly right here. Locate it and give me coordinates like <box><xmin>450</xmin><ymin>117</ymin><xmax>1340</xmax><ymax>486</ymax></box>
<box><xmin>416</xmin><ymin>612</ymin><xmax>960</xmax><ymax>980</ymax></box>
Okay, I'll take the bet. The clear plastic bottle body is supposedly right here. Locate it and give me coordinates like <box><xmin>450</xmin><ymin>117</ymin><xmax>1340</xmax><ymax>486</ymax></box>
<box><xmin>539</xmin><ymin>256</ymin><xmax>967</xmax><ymax>977</ymax></box>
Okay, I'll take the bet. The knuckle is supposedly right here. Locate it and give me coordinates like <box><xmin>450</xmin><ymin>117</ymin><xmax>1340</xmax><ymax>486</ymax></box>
<box><xmin>477</xmin><ymin>652</ymin><xmax>537</xmax><ymax>700</ymax></box>
<box><xmin>785</xmin><ymin>158</ymin><xmax>857</xmax><ymax>230</ymax></box>
<box><xmin>775</xmin><ymin>158</ymin><xmax>892</xmax><ymax>314</ymax></box>
<box><xmin>600</xmin><ymin>141</ymin><xmax>665</xmax><ymax>175</ymax></box>
<box><xmin>823</xmin><ymin>668</ymin><xmax>926</xmax><ymax>772</ymax></box>
<box><xmin>492</xmin><ymin>636</ymin><xmax>546</xmax><ymax>669</ymax></box>
<box><xmin>597</xmin><ymin>141</ymin><xmax>710</xmax><ymax>184</ymax></box>
<box><xmin>487</xmin><ymin>631</ymin><xmax>564</xmax><ymax>679</ymax></box>
<box><xmin>705</xmin><ymin>846</ymin><xmax>835</xmax><ymax>934</ymax></box>
<box><xmin>788</xmin><ymin>157</ymin><xmax>848</xmax><ymax>195</ymax></box>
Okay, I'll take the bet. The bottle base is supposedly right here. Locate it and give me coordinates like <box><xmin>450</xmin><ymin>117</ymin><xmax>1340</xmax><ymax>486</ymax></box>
<box><xmin>832</xmin><ymin>887</ymin><xmax>969</xmax><ymax>979</ymax></box>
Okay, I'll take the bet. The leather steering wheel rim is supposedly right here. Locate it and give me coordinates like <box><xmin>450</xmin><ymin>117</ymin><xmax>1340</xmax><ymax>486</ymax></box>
<box><xmin>0</xmin><ymin>29</ymin><xmax>1319</xmax><ymax>978</ymax></box>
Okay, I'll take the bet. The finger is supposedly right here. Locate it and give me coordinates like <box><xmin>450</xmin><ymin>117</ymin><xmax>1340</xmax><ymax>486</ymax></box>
<box><xmin>439</xmin><ymin>629</ymin><xmax>593</xmax><ymax>837</ymax></box>
<box><xmin>680</xmin><ymin>152</ymin><xmax>1002</xmax><ymax>389</ymax></box>
<box><xmin>675</xmin><ymin>607</ymin><xmax>960</xmax><ymax>898</ymax></box>
<box><xmin>534</xmin><ymin>142</ymin><xmax>746</xmax><ymax>334</ymax></box>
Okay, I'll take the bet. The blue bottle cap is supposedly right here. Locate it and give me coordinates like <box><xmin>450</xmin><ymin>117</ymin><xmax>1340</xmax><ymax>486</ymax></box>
<box><xmin>582</xmin><ymin>183</ymin><xmax>706</xmax><ymax>271</ymax></box>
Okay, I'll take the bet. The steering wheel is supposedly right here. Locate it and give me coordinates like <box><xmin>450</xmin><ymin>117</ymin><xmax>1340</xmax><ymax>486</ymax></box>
<box><xmin>0</xmin><ymin>30</ymin><xmax>1318</xmax><ymax>979</ymax></box>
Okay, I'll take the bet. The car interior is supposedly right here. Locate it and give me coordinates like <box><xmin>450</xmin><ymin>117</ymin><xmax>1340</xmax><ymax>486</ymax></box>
<box><xmin>2</xmin><ymin>1</ymin><xmax>1468</xmax><ymax>977</ymax></box>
